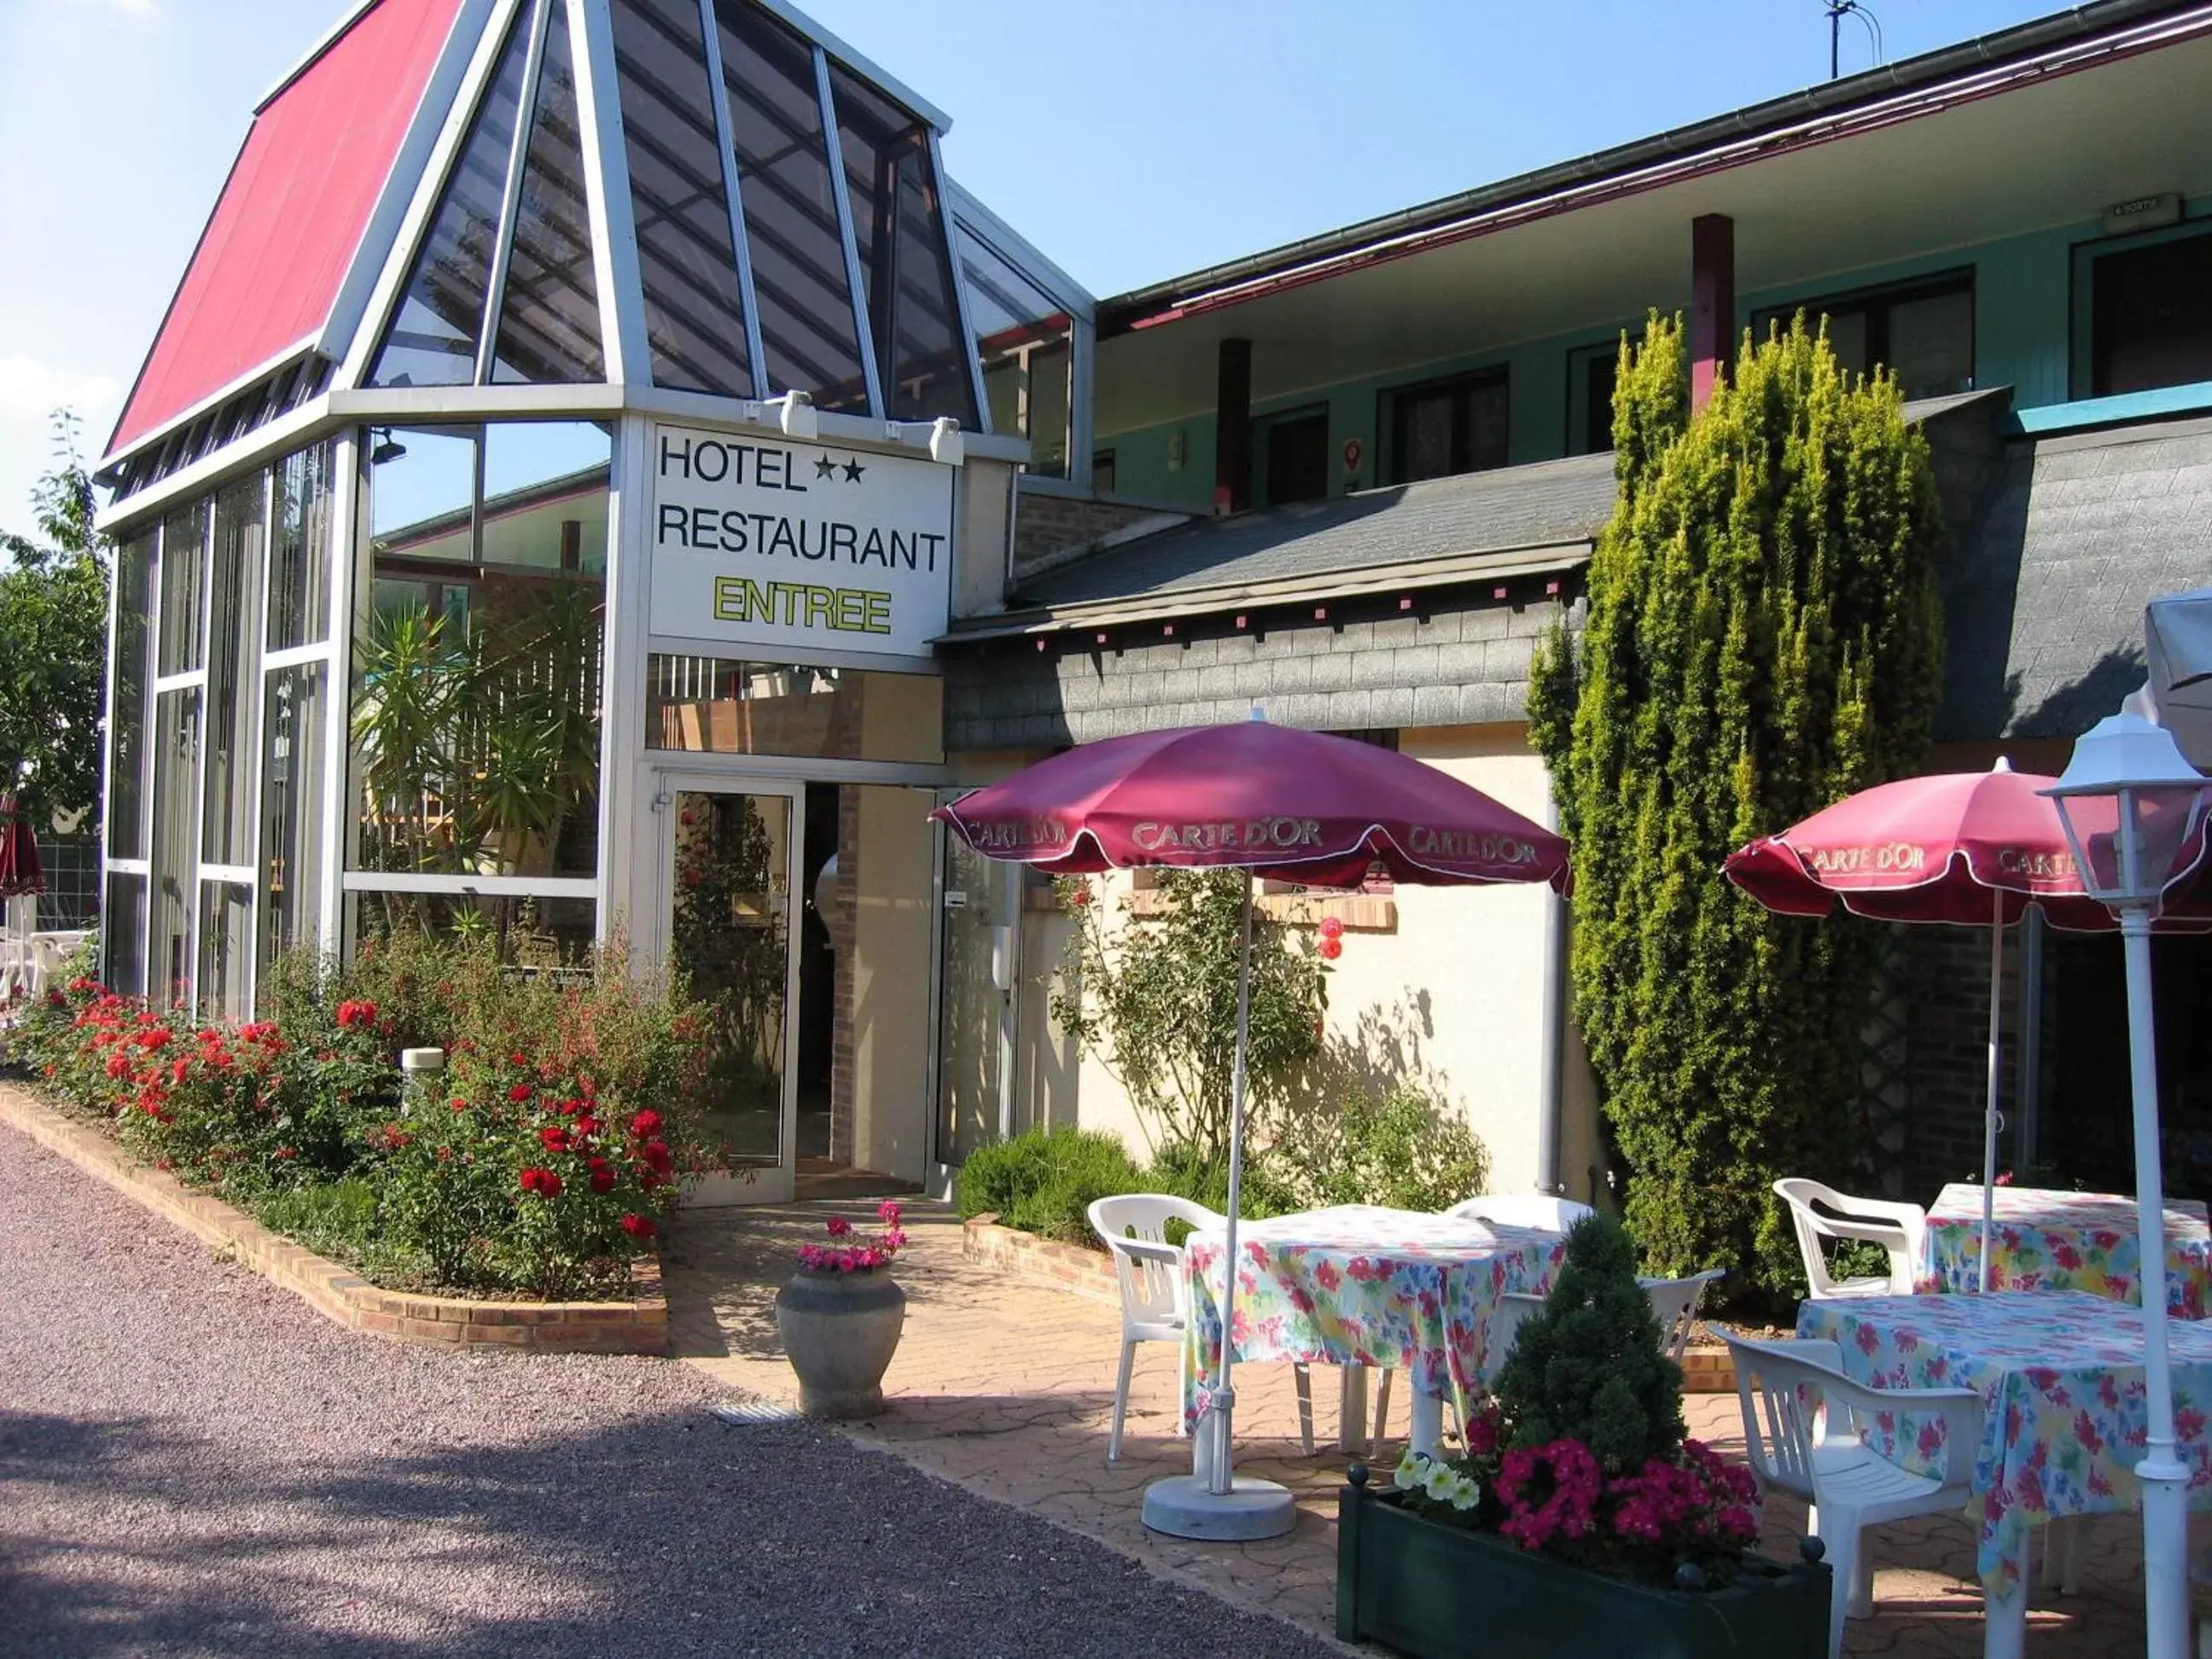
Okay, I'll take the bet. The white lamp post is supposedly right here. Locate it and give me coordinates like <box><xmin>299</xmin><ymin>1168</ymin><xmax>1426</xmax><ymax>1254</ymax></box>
<box><xmin>2040</xmin><ymin>710</ymin><xmax>2212</xmax><ymax>1659</ymax></box>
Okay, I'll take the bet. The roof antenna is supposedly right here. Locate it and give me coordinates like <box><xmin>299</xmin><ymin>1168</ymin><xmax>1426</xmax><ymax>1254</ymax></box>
<box><xmin>1825</xmin><ymin>0</ymin><xmax>1883</xmax><ymax>79</ymax></box>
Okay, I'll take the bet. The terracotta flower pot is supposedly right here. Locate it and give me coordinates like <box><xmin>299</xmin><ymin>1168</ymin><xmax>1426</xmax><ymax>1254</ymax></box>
<box><xmin>775</xmin><ymin>1266</ymin><xmax>906</xmax><ymax>1418</ymax></box>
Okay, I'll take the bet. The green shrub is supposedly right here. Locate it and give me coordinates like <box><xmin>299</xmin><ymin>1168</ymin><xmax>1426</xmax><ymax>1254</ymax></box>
<box><xmin>961</xmin><ymin>1125</ymin><xmax>1299</xmax><ymax>1248</ymax></box>
<box><xmin>956</xmin><ymin>1124</ymin><xmax>1144</xmax><ymax>1245</ymax></box>
<box><xmin>1271</xmin><ymin>1080</ymin><xmax>1488</xmax><ymax>1214</ymax></box>
<box><xmin>1144</xmin><ymin>1137</ymin><xmax>1296</xmax><ymax>1225</ymax></box>
<box><xmin>1492</xmin><ymin>1213</ymin><xmax>1685</xmax><ymax>1476</ymax></box>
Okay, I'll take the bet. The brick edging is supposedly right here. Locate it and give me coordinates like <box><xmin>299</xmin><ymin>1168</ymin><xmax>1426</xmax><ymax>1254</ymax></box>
<box><xmin>0</xmin><ymin>1082</ymin><xmax>667</xmax><ymax>1354</ymax></box>
<box><xmin>961</xmin><ymin>1214</ymin><xmax>1121</xmax><ymax>1306</ymax></box>
<box><xmin>959</xmin><ymin>1208</ymin><xmax>1736</xmax><ymax>1390</ymax></box>
<box><xmin>1679</xmin><ymin>1344</ymin><xmax>1734</xmax><ymax>1394</ymax></box>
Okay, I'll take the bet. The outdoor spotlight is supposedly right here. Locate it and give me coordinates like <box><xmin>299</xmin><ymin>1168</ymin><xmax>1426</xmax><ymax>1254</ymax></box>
<box><xmin>884</xmin><ymin>416</ymin><xmax>965</xmax><ymax>465</ymax></box>
<box><xmin>928</xmin><ymin>416</ymin><xmax>965</xmax><ymax>467</ymax></box>
<box><xmin>765</xmin><ymin>391</ymin><xmax>817</xmax><ymax>440</ymax></box>
<box><xmin>370</xmin><ymin>431</ymin><xmax>407</xmax><ymax>465</ymax></box>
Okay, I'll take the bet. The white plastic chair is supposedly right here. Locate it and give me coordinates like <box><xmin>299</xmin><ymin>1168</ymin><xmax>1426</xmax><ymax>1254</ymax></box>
<box><xmin>1446</xmin><ymin>1194</ymin><xmax>1597</xmax><ymax>1232</ymax></box>
<box><xmin>1086</xmin><ymin>1193</ymin><xmax>1313</xmax><ymax>1464</ymax></box>
<box><xmin>1724</xmin><ymin>1333</ymin><xmax>1983</xmax><ymax>1659</ymax></box>
<box><xmin>1641</xmin><ymin>1268</ymin><xmax>1726</xmax><ymax>1362</ymax></box>
<box><xmin>1773</xmin><ymin>1178</ymin><xmax>1926</xmax><ymax>1299</ymax></box>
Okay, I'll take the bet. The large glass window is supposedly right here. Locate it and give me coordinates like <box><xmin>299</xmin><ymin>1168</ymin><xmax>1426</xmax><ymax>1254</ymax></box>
<box><xmin>352</xmin><ymin>891</ymin><xmax>597</xmax><ymax>969</ymax></box>
<box><xmin>831</xmin><ymin>67</ymin><xmax>974</xmax><ymax>427</ymax></box>
<box><xmin>646</xmin><ymin>655</ymin><xmax>943</xmax><ymax>763</ymax></box>
<box><xmin>2089</xmin><ymin>230</ymin><xmax>2212</xmax><ymax>397</ymax></box>
<box><xmin>156</xmin><ymin>502</ymin><xmax>207</xmax><ymax>676</ymax></box>
<box><xmin>959</xmin><ymin>219</ymin><xmax>1072</xmax><ymax>476</ymax></box>
<box><xmin>715</xmin><ymin>0</ymin><xmax>870</xmax><ymax>413</ymax></box>
<box><xmin>1388</xmin><ymin>369</ymin><xmax>1509</xmax><ymax>485</ymax></box>
<box><xmin>490</xmin><ymin>0</ymin><xmax>605</xmax><ymax>384</ymax></box>
<box><xmin>369</xmin><ymin>9</ymin><xmax>533</xmax><ymax>388</ymax></box>
<box><xmin>266</xmin><ymin>442</ymin><xmax>334</xmax><ymax>650</ymax></box>
<box><xmin>109</xmin><ymin>532</ymin><xmax>154</xmax><ymax>860</ymax></box>
<box><xmin>1753</xmin><ymin>271</ymin><xmax>1974</xmax><ymax>399</ymax></box>
<box><xmin>356</xmin><ymin>422</ymin><xmax>610</xmax><ymax>878</ymax></box>
<box><xmin>610</xmin><ymin>0</ymin><xmax>755</xmax><ymax>395</ymax></box>
<box><xmin>148</xmin><ymin>690</ymin><xmax>201</xmax><ymax>1007</ymax></box>
<box><xmin>258</xmin><ymin>661</ymin><xmax>328</xmax><ymax>985</ymax></box>
<box><xmin>197</xmin><ymin>881</ymin><xmax>253</xmax><ymax>1023</ymax></box>
<box><xmin>104</xmin><ymin>870</ymin><xmax>148</xmax><ymax>999</ymax></box>
<box><xmin>202</xmin><ymin>473</ymin><xmax>265</xmax><ymax>868</ymax></box>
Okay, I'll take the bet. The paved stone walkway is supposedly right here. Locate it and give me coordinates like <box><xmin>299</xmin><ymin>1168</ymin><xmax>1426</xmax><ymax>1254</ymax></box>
<box><xmin>667</xmin><ymin>1199</ymin><xmax>2179</xmax><ymax>1657</ymax></box>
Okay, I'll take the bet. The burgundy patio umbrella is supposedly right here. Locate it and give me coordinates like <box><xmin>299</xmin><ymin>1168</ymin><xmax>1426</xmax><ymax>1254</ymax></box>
<box><xmin>934</xmin><ymin>712</ymin><xmax>1569</xmax><ymax>1540</ymax></box>
<box><xmin>0</xmin><ymin>799</ymin><xmax>44</xmax><ymax>901</ymax></box>
<box><xmin>1725</xmin><ymin>760</ymin><xmax>2212</xmax><ymax>1291</ymax></box>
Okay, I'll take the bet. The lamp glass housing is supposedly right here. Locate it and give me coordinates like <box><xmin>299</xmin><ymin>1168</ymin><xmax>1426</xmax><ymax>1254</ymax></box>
<box><xmin>2042</xmin><ymin>713</ymin><xmax>2212</xmax><ymax>910</ymax></box>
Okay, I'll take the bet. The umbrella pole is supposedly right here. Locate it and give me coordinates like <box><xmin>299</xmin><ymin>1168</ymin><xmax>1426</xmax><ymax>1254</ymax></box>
<box><xmin>1208</xmin><ymin>869</ymin><xmax>1257</xmax><ymax>1495</ymax></box>
<box><xmin>1978</xmin><ymin>894</ymin><xmax>2005</xmax><ymax>1293</ymax></box>
<box><xmin>1142</xmin><ymin>868</ymin><xmax>1293</xmax><ymax>1540</ymax></box>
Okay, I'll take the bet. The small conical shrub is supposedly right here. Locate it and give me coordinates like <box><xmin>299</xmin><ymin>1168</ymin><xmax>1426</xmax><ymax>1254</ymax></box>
<box><xmin>1491</xmin><ymin>1214</ymin><xmax>1684</xmax><ymax>1476</ymax></box>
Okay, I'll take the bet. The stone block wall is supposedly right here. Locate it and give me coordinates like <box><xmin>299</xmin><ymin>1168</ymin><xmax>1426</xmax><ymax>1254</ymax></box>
<box><xmin>1010</xmin><ymin>486</ymin><xmax>1187</xmax><ymax>583</ymax></box>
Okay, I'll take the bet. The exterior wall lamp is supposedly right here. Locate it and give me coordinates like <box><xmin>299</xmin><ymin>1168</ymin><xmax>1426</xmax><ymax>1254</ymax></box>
<box><xmin>759</xmin><ymin>390</ymin><xmax>818</xmax><ymax>441</ymax></box>
<box><xmin>886</xmin><ymin>416</ymin><xmax>965</xmax><ymax>466</ymax></box>
<box><xmin>2040</xmin><ymin>709</ymin><xmax>2212</xmax><ymax>1659</ymax></box>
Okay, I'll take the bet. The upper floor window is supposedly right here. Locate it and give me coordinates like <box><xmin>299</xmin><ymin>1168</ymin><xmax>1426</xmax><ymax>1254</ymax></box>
<box><xmin>2087</xmin><ymin>226</ymin><xmax>2212</xmax><ymax>397</ymax></box>
<box><xmin>1385</xmin><ymin>368</ymin><xmax>1508</xmax><ymax>486</ymax></box>
<box><xmin>1753</xmin><ymin>271</ymin><xmax>1974</xmax><ymax>400</ymax></box>
<box><xmin>1256</xmin><ymin>405</ymin><xmax>1330</xmax><ymax>506</ymax></box>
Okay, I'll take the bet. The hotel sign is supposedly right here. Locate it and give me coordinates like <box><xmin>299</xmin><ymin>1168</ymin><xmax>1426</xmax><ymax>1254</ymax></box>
<box><xmin>647</xmin><ymin>422</ymin><xmax>954</xmax><ymax>658</ymax></box>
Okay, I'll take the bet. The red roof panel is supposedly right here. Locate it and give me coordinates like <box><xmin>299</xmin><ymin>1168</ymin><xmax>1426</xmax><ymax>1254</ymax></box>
<box><xmin>108</xmin><ymin>0</ymin><xmax>465</xmax><ymax>457</ymax></box>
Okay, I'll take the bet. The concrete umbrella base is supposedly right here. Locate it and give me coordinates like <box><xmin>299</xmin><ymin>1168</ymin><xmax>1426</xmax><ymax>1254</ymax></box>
<box><xmin>1142</xmin><ymin>1473</ymin><xmax>1298</xmax><ymax>1540</ymax></box>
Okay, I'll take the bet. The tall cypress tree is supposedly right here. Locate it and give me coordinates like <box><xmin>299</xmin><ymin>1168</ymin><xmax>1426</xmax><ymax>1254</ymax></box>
<box><xmin>1528</xmin><ymin>315</ymin><xmax>1945</xmax><ymax>1298</ymax></box>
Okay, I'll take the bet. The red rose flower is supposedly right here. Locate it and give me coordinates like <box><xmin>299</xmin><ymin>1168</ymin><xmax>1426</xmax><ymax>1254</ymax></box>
<box><xmin>1317</xmin><ymin>935</ymin><xmax>1343</xmax><ymax>961</ymax></box>
<box><xmin>520</xmin><ymin>1167</ymin><xmax>563</xmax><ymax>1197</ymax></box>
<box><xmin>589</xmin><ymin>1168</ymin><xmax>616</xmax><ymax>1194</ymax></box>
<box><xmin>539</xmin><ymin>1126</ymin><xmax>570</xmax><ymax>1154</ymax></box>
<box><xmin>508</xmin><ymin>1083</ymin><xmax>533</xmax><ymax>1103</ymax></box>
<box><xmin>631</xmin><ymin>1109</ymin><xmax>662</xmax><ymax>1138</ymax></box>
<box><xmin>450</xmin><ymin>1097</ymin><xmax>469</xmax><ymax>1113</ymax></box>
<box><xmin>620</xmin><ymin>1214</ymin><xmax>656</xmax><ymax>1238</ymax></box>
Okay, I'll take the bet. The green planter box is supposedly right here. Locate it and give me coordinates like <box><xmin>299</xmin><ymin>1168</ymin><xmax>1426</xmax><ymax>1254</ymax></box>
<box><xmin>1336</xmin><ymin>1472</ymin><xmax>1831</xmax><ymax>1659</ymax></box>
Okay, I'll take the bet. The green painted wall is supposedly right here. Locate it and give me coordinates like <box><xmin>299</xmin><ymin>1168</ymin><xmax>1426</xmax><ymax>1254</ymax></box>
<box><xmin>1096</xmin><ymin>214</ymin><xmax>2147</xmax><ymax>510</ymax></box>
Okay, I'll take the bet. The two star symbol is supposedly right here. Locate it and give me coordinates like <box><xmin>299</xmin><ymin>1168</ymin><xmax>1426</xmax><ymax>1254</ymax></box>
<box><xmin>812</xmin><ymin>454</ymin><xmax>866</xmax><ymax>483</ymax></box>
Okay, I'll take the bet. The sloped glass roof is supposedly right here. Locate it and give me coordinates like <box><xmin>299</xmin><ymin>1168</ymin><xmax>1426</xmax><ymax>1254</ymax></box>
<box><xmin>365</xmin><ymin>0</ymin><xmax>983</xmax><ymax>428</ymax></box>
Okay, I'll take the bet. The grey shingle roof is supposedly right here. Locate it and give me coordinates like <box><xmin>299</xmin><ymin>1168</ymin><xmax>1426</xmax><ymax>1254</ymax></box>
<box><xmin>1016</xmin><ymin>450</ymin><xmax>1617</xmax><ymax>610</ymax></box>
<box><xmin>1003</xmin><ymin>391</ymin><xmax>2001</xmax><ymax>626</ymax></box>
<box><xmin>1938</xmin><ymin>414</ymin><xmax>2212</xmax><ymax>742</ymax></box>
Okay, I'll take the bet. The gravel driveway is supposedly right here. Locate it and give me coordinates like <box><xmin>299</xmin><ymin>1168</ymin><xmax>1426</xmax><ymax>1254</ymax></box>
<box><xmin>0</xmin><ymin>1120</ymin><xmax>1336</xmax><ymax>1657</ymax></box>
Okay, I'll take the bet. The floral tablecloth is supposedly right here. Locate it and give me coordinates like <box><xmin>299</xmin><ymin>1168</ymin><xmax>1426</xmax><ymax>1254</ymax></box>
<box><xmin>1797</xmin><ymin>1290</ymin><xmax>2212</xmax><ymax>1594</ymax></box>
<box><xmin>1181</xmin><ymin>1204</ymin><xmax>1565</xmax><ymax>1434</ymax></box>
<box><xmin>1923</xmin><ymin>1183</ymin><xmax>2212</xmax><ymax>1318</ymax></box>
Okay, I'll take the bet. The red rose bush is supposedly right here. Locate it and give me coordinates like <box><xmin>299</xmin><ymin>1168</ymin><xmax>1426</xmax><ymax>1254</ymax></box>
<box><xmin>5</xmin><ymin>931</ymin><xmax>719</xmax><ymax>1299</ymax></box>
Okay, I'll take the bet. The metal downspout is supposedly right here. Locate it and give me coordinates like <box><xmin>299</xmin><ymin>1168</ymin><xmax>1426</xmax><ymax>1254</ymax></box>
<box><xmin>1535</xmin><ymin>792</ymin><xmax>1569</xmax><ymax>1196</ymax></box>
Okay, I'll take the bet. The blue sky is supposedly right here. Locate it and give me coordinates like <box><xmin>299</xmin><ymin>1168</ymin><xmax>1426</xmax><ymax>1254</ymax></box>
<box><xmin>0</xmin><ymin>0</ymin><xmax>2068</xmax><ymax>530</ymax></box>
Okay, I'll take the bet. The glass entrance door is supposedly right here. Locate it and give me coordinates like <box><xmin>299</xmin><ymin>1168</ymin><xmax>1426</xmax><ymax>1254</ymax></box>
<box><xmin>669</xmin><ymin>785</ymin><xmax>800</xmax><ymax>1203</ymax></box>
<box><xmin>935</xmin><ymin>803</ymin><xmax>1015</xmax><ymax>1170</ymax></box>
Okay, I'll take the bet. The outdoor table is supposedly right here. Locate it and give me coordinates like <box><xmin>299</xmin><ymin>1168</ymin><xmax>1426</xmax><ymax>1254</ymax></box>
<box><xmin>1923</xmin><ymin>1181</ymin><xmax>2212</xmax><ymax>1318</ymax></box>
<box><xmin>1798</xmin><ymin>1289</ymin><xmax>2212</xmax><ymax>1659</ymax></box>
<box><xmin>1181</xmin><ymin>1204</ymin><xmax>1564</xmax><ymax>1466</ymax></box>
